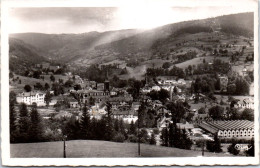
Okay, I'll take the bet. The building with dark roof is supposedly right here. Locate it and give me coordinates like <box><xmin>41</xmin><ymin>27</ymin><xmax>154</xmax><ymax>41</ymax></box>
<box><xmin>77</xmin><ymin>89</ymin><xmax>110</xmax><ymax>104</ymax></box>
<box><xmin>199</xmin><ymin>120</ymin><xmax>254</xmax><ymax>139</ymax></box>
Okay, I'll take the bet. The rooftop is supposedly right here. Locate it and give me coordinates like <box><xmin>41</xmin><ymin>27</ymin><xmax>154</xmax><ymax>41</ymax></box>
<box><xmin>199</xmin><ymin>120</ymin><xmax>254</xmax><ymax>133</ymax></box>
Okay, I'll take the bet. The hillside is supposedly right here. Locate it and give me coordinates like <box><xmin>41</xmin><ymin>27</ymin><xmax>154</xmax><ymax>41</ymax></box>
<box><xmin>9</xmin><ymin>12</ymin><xmax>254</xmax><ymax>80</ymax></box>
<box><xmin>9</xmin><ymin>38</ymin><xmax>47</xmax><ymax>73</ymax></box>
<box><xmin>93</xmin><ymin>12</ymin><xmax>253</xmax><ymax>61</ymax></box>
<box><xmin>11</xmin><ymin>140</ymin><xmax>232</xmax><ymax>158</ymax></box>
<box><xmin>10</xmin><ymin>29</ymin><xmax>142</xmax><ymax>62</ymax></box>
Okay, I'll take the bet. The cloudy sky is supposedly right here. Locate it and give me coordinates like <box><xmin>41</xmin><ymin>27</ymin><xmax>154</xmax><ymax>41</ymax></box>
<box><xmin>8</xmin><ymin>1</ymin><xmax>256</xmax><ymax>34</ymax></box>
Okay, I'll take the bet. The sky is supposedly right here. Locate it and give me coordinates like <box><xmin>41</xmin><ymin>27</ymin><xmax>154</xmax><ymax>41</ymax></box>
<box><xmin>8</xmin><ymin>1</ymin><xmax>256</xmax><ymax>34</ymax></box>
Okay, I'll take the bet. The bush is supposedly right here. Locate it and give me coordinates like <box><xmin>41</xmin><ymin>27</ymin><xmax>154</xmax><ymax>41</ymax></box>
<box><xmin>228</xmin><ymin>141</ymin><xmax>240</xmax><ymax>155</ymax></box>
<box><xmin>206</xmin><ymin>135</ymin><xmax>222</xmax><ymax>153</ymax></box>
<box><xmin>195</xmin><ymin>139</ymin><xmax>205</xmax><ymax>147</ymax></box>
<box><xmin>128</xmin><ymin>134</ymin><xmax>138</xmax><ymax>143</ymax></box>
<box><xmin>153</xmin><ymin>128</ymin><xmax>159</xmax><ymax>135</ymax></box>
<box><xmin>150</xmin><ymin>133</ymin><xmax>156</xmax><ymax>145</ymax></box>
<box><xmin>220</xmin><ymin>138</ymin><xmax>251</xmax><ymax>143</ymax></box>
<box><xmin>112</xmin><ymin>133</ymin><xmax>125</xmax><ymax>143</ymax></box>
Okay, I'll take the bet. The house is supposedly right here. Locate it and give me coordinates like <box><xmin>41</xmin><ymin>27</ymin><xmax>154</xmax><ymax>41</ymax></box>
<box><xmin>77</xmin><ymin>89</ymin><xmax>110</xmax><ymax>104</ymax></box>
<box><xmin>68</xmin><ymin>87</ymin><xmax>75</xmax><ymax>93</ymax></box>
<box><xmin>49</xmin><ymin>65</ymin><xmax>60</xmax><ymax>72</ymax></box>
<box><xmin>242</xmin><ymin>67</ymin><xmax>248</xmax><ymax>76</ymax></box>
<box><xmin>177</xmin><ymin>79</ymin><xmax>186</xmax><ymax>85</ymax></box>
<box><xmin>199</xmin><ymin>120</ymin><xmax>254</xmax><ymax>139</ymax></box>
<box><xmin>16</xmin><ymin>91</ymin><xmax>46</xmax><ymax>106</ymax></box>
<box><xmin>141</xmin><ymin>87</ymin><xmax>152</xmax><ymax>93</ymax></box>
<box><xmin>76</xmin><ymin>81</ymin><xmax>110</xmax><ymax>104</ymax></box>
<box><xmin>164</xmin><ymin>80</ymin><xmax>178</xmax><ymax>85</ymax></box>
<box><xmin>68</xmin><ymin>97</ymin><xmax>79</xmax><ymax>108</ymax></box>
<box><xmin>152</xmin><ymin>85</ymin><xmax>161</xmax><ymax>91</ymax></box>
<box><xmin>157</xmin><ymin>116</ymin><xmax>172</xmax><ymax>129</ymax></box>
<box><xmin>41</xmin><ymin>62</ymin><xmax>50</xmax><ymax>69</ymax></box>
<box><xmin>110</xmin><ymin>88</ymin><xmax>118</xmax><ymax>96</ymax></box>
<box><xmin>112</xmin><ymin>109</ymin><xmax>138</xmax><ymax>123</ymax></box>
<box><xmin>176</xmin><ymin>122</ymin><xmax>194</xmax><ymax>131</ymax></box>
<box><xmin>90</xmin><ymin>102</ymin><xmax>107</xmax><ymax>116</ymax></box>
<box><xmin>235</xmin><ymin>98</ymin><xmax>254</xmax><ymax>109</ymax></box>
<box><xmin>97</xmin><ymin>83</ymin><xmax>105</xmax><ymax>91</ymax></box>
<box><xmin>219</xmin><ymin>76</ymin><xmax>228</xmax><ymax>92</ymax></box>
<box><xmin>132</xmin><ymin>102</ymin><xmax>141</xmax><ymax>111</ymax></box>
<box><xmin>109</xmin><ymin>95</ymin><xmax>133</xmax><ymax>104</ymax></box>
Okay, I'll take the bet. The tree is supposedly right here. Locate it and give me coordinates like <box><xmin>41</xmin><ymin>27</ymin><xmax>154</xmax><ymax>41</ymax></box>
<box><xmin>166</xmin><ymin>102</ymin><xmax>186</xmax><ymax>123</ymax></box>
<box><xmin>80</xmin><ymin>104</ymin><xmax>91</xmax><ymax>139</ymax></box>
<box><xmin>29</xmin><ymin>103</ymin><xmax>43</xmax><ymax>142</ymax></box>
<box><xmin>129</xmin><ymin>120</ymin><xmax>136</xmax><ymax>135</ymax></box>
<box><xmin>104</xmin><ymin>102</ymin><xmax>114</xmax><ymax>141</ymax></box>
<box><xmin>18</xmin><ymin>103</ymin><xmax>31</xmax><ymax>142</ymax></box>
<box><xmin>149</xmin><ymin>132</ymin><xmax>156</xmax><ymax>145</ymax></box>
<box><xmin>34</xmin><ymin>82</ymin><xmax>43</xmax><ymax>90</ymax></box>
<box><xmin>180</xmin><ymin>129</ymin><xmax>193</xmax><ymax>150</ymax></box>
<box><xmin>162</xmin><ymin>62</ymin><xmax>171</xmax><ymax>69</ymax></box>
<box><xmin>158</xmin><ymin>89</ymin><xmax>170</xmax><ymax>102</ymax></box>
<box><xmin>241</xmin><ymin>108</ymin><xmax>254</xmax><ymax>121</ymax></box>
<box><xmin>74</xmin><ymin>84</ymin><xmax>82</xmax><ymax>91</ymax></box>
<box><xmin>10</xmin><ymin>100</ymin><xmax>17</xmax><ymax>143</ymax></box>
<box><xmin>44</xmin><ymin>91</ymin><xmax>52</xmax><ymax>107</ymax></box>
<box><xmin>50</xmin><ymin>75</ymin><xmax>55</xmax><ymax>82</ymax></box>
<box><xmin>208</xmin><ymin>106</ymin><xmax>224</xmax><ymax>120</ymax></box>
<box><xmin>227</xmin><ymin>84</ymin><xmax>236</xmax><ymax>95</ymax></box>
<box><xmin>24</xmin><ymin>85</ymin><xmax>32</xmax><ymax>92</ymax></box>
<box><xmin>64</xmin><ymin>80</ymin><xmax>74</xmax><ymax>87</ymax></box>
<box><xmin>186</xmin><ymin>112</ymin><xmax>194</xmax><ymax>122</ymax></box>
<box><xmin>206</xmin><ymin>134</ymin><xmax>222</xmax><ymax>153</ymax></box>
<box><xmin>89</xmin><ymin>97</ymin><xmax>95</xmax><ymax>106</ymax></box>
<box><xmin>10</xmin><ymin>91</ymin><xmax>17</xmax><ymax>104</ymax></box>
<box><xmin>198</xmin><ymin>107</ymin><xmax>206</xmax><ymax>114</ymax></box>
<box><xmin>44</xmin><ymin>83</ymin><xmax>50</xmax><ymax>90</ymax></box>
<box><xmin>9</xmin><ymin>72</ymin><xmax>14</xmax><ymax>79</ymax></box>
<box><xmin>168</xmin><ymin>123</ymin><xmax>174</xmax><ymax>147</ymax></box>
<box><xmin>235</xmin><ymin>77</ymin><xmax>249</xmax><ymax>95</ymax></box>
<box><xmin>137</xmin><ymin>101</ymin><xmax>146</xmax><ymax>128</ymax></box>
<box><xmin>226</xmin><ymin>107</ymin><xmax>240</xmax><ymax>120</ymax></box>
<box><xmin>160</xmin><ymin>128</ymin><xmax>169</xmax><ymax>146</ymax></box>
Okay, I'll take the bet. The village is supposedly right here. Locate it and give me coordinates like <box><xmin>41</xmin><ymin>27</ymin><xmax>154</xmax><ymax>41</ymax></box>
<box><xmin>9</xmin><ymin>55</ymin><xmax>255</xmax><ymax>156</ymax></box>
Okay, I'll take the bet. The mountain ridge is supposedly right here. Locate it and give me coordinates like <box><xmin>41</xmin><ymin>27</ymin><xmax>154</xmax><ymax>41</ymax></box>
<box><xmin>9</xmin><ymin>12</ymin><xmax>253</xmax><ymax>66</ymax></box>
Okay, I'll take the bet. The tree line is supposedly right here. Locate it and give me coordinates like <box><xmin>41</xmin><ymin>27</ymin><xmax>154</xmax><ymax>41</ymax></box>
<box><xmin>10</xmin><ymin>98</ymin><xmax>157</xmax><ymax>145</ymax></box>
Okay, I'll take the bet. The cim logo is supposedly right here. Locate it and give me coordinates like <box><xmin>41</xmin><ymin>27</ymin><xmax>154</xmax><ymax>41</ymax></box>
<box><xmin>234</xmin><ymin>144</ymin><xmax>252</xmax><ymax>151</ymax></box>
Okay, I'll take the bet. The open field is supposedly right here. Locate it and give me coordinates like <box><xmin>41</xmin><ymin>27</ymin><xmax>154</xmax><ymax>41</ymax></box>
<box><xmin>172</xmin><ymin>56</ymin><xmax>229</xmax><ymax>69</ymax></box>
<box><xmin>10</xmin><ymin>140</ymin><xmax>232</xmax><ymax>158</ymax></box>
<box><xmin>9</xmin><ymin>74</ymin><xmax>70</xmax><ymax>93</ymax></box>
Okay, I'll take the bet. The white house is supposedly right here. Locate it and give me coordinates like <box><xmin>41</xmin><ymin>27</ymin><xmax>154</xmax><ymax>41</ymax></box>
<box><xmin>16</xmin><ymin>91</ymin><xmax>46</xmax><ymax>106</ymax></box>
<box><xmin>235</xmin><ymin>98</ymin><xmax>254</xmax><ymax>109</ymax></box>
<box><xmin>152</xmin><ymin>85</ymin><xmax>161</xmax><ymax>91</ymax></box>
<box><xmin>177</xmin><ymin>79</ymin><xmax>186</xmax><ymax>85</ymax></box>
<box><xmin>89</xmin><ymin>102</ymin><xmax>107</xmax><ymax>116</ymax></box>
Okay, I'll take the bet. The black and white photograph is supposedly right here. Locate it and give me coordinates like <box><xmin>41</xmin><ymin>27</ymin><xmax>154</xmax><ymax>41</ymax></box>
<box><xmin>1</xmin><ymin>0</ymin><xmax>259</xmax><ymax>166</ymax></box>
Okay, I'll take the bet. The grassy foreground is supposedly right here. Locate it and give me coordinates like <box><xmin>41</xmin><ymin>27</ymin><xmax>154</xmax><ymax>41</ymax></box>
<box><xmin>11</xmin><ymin>140</ymin><xmax>232</xmax><ymax>158</ymax></box>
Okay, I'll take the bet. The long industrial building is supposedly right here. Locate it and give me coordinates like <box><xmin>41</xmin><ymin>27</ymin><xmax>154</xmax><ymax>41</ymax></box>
<box><xmin>199</xmin><ymin>120</ymin><xmax>254</xmax><ymax>139</ymax></box>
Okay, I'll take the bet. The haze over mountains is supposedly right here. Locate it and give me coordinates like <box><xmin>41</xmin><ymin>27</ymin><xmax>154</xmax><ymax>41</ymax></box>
<box><xmin>9</xmin><ymin>12</ymin><xmax>253</xmax><ymax>67</ymax></box>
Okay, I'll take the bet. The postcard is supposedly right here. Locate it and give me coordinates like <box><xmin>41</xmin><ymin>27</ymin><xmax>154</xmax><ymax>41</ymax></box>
<box><xmin>1</xmin><ymin>0</ymin><xmax>259</xmax><ymax>166</ymax></box>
